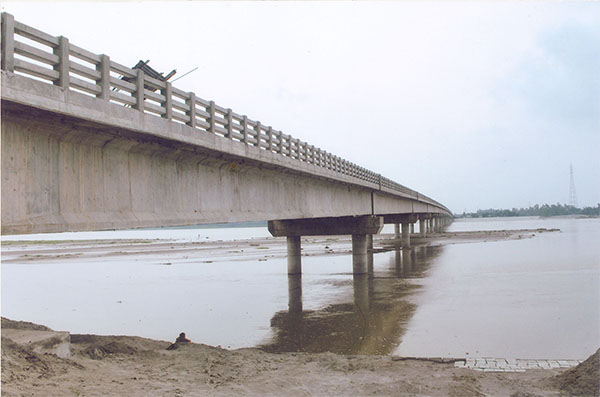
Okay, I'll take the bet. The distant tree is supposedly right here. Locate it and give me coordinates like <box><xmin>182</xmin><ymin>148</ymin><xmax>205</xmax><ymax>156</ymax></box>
<box><xmin>456</xmin><ymin>203</ymin><xmax>599</xmax><ymax>218</ymax></box>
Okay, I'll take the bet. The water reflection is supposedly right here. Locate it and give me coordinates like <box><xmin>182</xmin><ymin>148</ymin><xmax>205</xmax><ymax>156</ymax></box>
<box><xmin>261</xmin><ymin>245</ymin><xmax>444</xmax><ymax>355</ymax></box>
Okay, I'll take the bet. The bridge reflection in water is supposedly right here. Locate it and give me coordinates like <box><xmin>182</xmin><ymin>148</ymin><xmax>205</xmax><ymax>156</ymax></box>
<box><xmin>261</xmin><ymin>245</ymin><xmax>443</xmax><ymax>355</ymax></box>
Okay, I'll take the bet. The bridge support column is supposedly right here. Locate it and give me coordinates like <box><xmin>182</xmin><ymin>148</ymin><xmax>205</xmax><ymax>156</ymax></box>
<box><xmin>366</xmin><ymin>234</ymin><xmax>374</xmax><ymax>274</ymax></box>
<box><xmin>269</xmin><ymin>215</ymin><xmax>384</xmax><ymax>275</ymax></box>
<box><xmin>410</xmin><ymin>223</ymin><xmax>414</xmax><ymax>234</ymax></box>
<box><xmin>352</xmin><ymin>234</ymin><xmax>368</xmax><ymax>274</ymax></box>
<box><xmin>401</xmin><ymin>222</ymin><xmax>411</xmax><ymax>248</ymax></box>
<box><xmin>419</xmin><ymin>218</ymin><xmax>426</xmax><ymax>235</ymax></box>
<box><xmin>287</xmin><ymin>236</ymin><xmax>302</xmax><ymax>275</ymax></box>
<box><xmin>394</xmin><ymin>224</ymin><xmax>400</xmax><ymax>239</ymax></box>
<box><xmin>288</xmin><ymin>275</ymin><xmax>302</xmax><ymax>313</ymax></box>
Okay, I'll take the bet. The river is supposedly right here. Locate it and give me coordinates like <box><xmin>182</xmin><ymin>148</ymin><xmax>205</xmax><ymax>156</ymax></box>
<box><xmin>2</xmin><ymin>216</ymin><xmax>598</xmax><ymax>359</ymax></box>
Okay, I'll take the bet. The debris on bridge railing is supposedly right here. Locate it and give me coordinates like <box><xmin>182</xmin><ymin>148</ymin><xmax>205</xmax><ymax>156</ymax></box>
<box><xmin>0</xmin><ymin>12</ymin><xmax>450</xmax><ymax>213</ymax></box>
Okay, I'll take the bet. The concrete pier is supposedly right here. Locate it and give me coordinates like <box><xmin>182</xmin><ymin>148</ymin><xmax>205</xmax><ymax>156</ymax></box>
<box><xmin>352</xmin><ymin>234</ymin><xmax>368</xmax><ymax>274</ymax></box>
<box><xmin>287</xmin><ymin>236</ymin><xmax>302</xmax><ymax>275</ymax></box>
<box><xmin>420</xmin><ymin>218</ymin><xmax>426</xmax><ymax>235</ymax></box>
<box><xmin>270</xmin><ymin>215</ymin><xmax>383</xmax><ymax>275</ymax></box>
<box><xmin>394</xmin><ymin>224</ymin><xmax>400</xmax><ymax>239</ymax></box>
<box><xmin>401</xmin><ymin>222</ymin><xmax>411</xmax><ymax>248</ymax></box>
<box><xmin>366</xmin><ymin>234</ymin><xmax>374</xmax><ymax>274</ymax></box>
<box><xmin>353</xmin><ymin>274</ymin><xmax>371</xmax><ymax>314</ymax></box>
<box><xmin>288</xmin><ymin>275</ymin><xmax>302</xmax><ymax>313</ymax></box>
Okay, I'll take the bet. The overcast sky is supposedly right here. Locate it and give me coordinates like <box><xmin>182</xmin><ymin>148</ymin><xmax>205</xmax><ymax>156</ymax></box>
<box><xmin>2</xmin><ymin>1</ymin><xmax>599</xmax><ymax>213</ymax></box>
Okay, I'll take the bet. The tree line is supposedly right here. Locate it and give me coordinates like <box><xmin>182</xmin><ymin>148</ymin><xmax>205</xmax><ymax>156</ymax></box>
<box><xmin>459</xmin><ymin>203</ymin><xmax>600</xmax><ymax>218</ymax></box>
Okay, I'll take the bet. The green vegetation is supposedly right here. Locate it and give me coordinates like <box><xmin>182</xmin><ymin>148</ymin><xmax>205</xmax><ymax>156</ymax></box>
<box><xmin>459</xmin><ymin>203</ymin><xmax>600</xmax><ymax>218</ymax></box>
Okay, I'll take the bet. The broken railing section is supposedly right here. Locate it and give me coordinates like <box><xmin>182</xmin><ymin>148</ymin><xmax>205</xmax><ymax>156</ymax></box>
<box><xmin>269</xmin><ymin>214</ymin><xmax>452</xmax><ymax>275</ymax></box>
<box><xmin>0</xmin><ymin>12</ymin><xmax>447</xmax><ymax>212</ymax></box>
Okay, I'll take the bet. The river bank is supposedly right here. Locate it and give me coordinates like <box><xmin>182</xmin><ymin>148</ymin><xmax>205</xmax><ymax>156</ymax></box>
<box><xmin>2</xmin><ymin>318</ymin><xmax>598</xmax><ymax>396</ymax></box>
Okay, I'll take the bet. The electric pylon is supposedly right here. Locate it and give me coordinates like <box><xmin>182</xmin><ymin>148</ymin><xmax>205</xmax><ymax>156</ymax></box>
<box><xmin>569</xmin><ymin>164</ymin><xmax>578</xmax><ymax>208</ymax></box>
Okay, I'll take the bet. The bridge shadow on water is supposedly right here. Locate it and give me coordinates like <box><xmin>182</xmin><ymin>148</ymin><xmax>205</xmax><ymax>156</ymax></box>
<box><xmin>260</xmin><ymin>245</ymin><xmax>444</xmax><ymax>355</ymax></box>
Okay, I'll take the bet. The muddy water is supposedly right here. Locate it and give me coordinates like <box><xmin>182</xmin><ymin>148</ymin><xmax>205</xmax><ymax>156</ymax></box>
<box><xmin>2</xmin><ymin>217</ymin><xmax>599</xmax><ymax>359</ymax></box>
<box><xmin>395</xmin><ymin>217</ymin><xmax>600</xmax><ymax>359</ymax></box>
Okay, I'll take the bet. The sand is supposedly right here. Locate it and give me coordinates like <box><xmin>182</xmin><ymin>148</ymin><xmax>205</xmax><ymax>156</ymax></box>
<box><xmin>4</xmin><ymin>318</ymin><xmax>598</xmax><ymax>397</ymax></box>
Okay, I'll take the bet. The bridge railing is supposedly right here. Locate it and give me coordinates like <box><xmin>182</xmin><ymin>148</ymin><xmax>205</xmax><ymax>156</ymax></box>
<box><xmin>0</xmin><ymin>13</ymin><xmax>449</xmax><ymax>213</ymax></box>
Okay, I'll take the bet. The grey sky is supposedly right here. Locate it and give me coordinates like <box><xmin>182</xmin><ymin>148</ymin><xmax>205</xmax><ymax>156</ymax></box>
<box><xmin>2</xmin><ymin>1</ymin><xmax>598</xmax><ymax>213</ymax></box>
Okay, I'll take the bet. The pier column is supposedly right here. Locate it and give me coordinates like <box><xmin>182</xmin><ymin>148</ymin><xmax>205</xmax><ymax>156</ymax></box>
<box><xmin>287</xmin><ymin>236</ymin><xmax>302</xmax><ymax>274</ymax></box>
<box><xmin>401</xmin><ymin>222</ymin><xmax>411</xmax><ymax>248</ymax></box>
<box><xmin>419</xmin><ymin>218</ymin><xmax>426</xmax><ymax>235</ymax></box>
<box><xmin>352</xmin><ymin>234</ymin><xmax>368</xmax><ymax>274</ymax></box>
<box><xmin>394</xmin><ymin>224</ymin><xmax>400</xmax><ymax>239</ymax></box>
<box><xmin>269</xmin><ymin>215</ymin><xmax>384</xmax><ymax>276</ymax></box>
<box><xmin>353</xmin><ymin>274</ymin><xmax>370</xmax><ymax>314</ymax></box>
<box><xmin>366</xmin><ymin>234</ymin><xmax>374</xmax><ymax>274</ymax></box>
<box><xmin>288</xmin><ymin>275</ymin><xmax>302</xmax><ymax>313</ymax></box>
<box><xmin>410</xmin><ymin>223</ymin><xmax>414</xmax><ymax>234</ymax></box>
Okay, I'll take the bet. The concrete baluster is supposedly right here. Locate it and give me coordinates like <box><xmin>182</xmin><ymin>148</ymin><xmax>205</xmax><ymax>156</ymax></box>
<box><xmin>161</xmin><ymin>82</ymin><xmax>173</xmax><ymax>120</ymax></box>
<box><xmin>255</xmin><ymin>121</ymin><xmax>262</xmax><ymax>148</ymax></box>
<box><xmin>225</xmin><ymin>109</ymin><xmax>233</xmax><ymax>138</ymax></box>
<box><xmin>97</xmin><ymin>54</ymin><xmax>111</xmax><ymax>100</ymax></box>
<box><xmin>186</xmin><ymin>93</ymin><xmax>197</xmax><ymax>128</ymax></box>
<box><xmin>54</xmin><ymin>36</ymin><xmax>70</xmax><ymax>89</ymax></box>
<box><xmin>134</xmin><ymin>68</ymin><xmax>144</xmax><ymax>112</ymax></box>
<box><xmin>267</xmin><ymin>127</ymin><xmax>274</xmax><ymax>151</ymax></box>
<box><xmin>242</xmin><ymin>116</ymin><xmax>248</xmax><ymax>144</ymax></box>
<box><xmin>1</xmin><ymin>13</ymin><xmax>15</xmax><ymax>72</ymax></box>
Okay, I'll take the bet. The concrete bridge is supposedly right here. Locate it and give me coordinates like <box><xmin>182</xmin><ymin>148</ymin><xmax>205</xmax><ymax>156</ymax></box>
<box><xmin>0</xmin><ymin>13</ymin><xmax>452</xmax><ymax>274</ymax></box>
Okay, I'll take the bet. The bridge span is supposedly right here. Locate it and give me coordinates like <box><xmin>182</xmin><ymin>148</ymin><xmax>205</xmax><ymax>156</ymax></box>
<box><xmin>1</xmin><ymin>13</ymin><xmax>452</xmax><ymax>274</ymax></box>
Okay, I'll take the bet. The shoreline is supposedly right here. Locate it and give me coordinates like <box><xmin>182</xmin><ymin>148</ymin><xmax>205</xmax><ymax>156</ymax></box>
<box><xmin>2</xmin><ymin>318</ymin><xmax>597</xmax><ymax>396</ymax></box>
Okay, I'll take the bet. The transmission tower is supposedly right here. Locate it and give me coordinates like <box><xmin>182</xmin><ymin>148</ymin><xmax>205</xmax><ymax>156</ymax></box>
<box><xmin>569</xmin><ymin>164</ymin><xmax>578</xmax><ymax>208</ymax></box>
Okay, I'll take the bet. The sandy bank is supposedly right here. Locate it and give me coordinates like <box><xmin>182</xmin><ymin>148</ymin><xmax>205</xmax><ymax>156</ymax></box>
<box><xmin>2</xmin><ymin>319</ymin><xmax>598</xmax><ymax>397</ymax></box>
<box><xmin>1</xmin><ymin>228</ymin><xmax>558</xmax><ymax>264</ymax></box>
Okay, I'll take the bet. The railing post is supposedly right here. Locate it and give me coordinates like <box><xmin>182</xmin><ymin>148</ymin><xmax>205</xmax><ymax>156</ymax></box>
<box><xmin>1</xmin><ymin>13</ymin><xmax>15</xmax><ymax>72</ymax></box>
<box><xmin>54</xmin><ymin>36</ymin><xmax>70</xmax><ymax>88</ymax></box>
<box><xmin>267</xmin><ymin>127</ymin><xmax>274</xmax><ymax>151</ymax></box>
<box><xmin>207</xmin><ymin>100</ymin><xmax>215</xmax><ymax>133</ymax></box>
<box><xmin>254</xmin><ymin>121</ymin><xmax>262</xmax><ymax>148</ymax></box>
<box><xmin>242</xmin><ymin>116</ymin><xmax>248</xmax><ymax>144</ymax></box>
<box><xmin>226</xmin><ymin>109</ymin><xmax>233</xmax><ymax>138</ymax></box>
<box><xmin>162</xmin><ymin>81</ymin><xmax>172</xmax><ymax>120</ymax></box>
<box><xmin>134</xmin><ymin>68</ymin><xmax>144</xmax><ymax>112</ymax></box>
<box><xmin>277</xmin><ymin>131</ymin><xmax>283</xmax><ymax>154</ymax></box>
<box><xmin>97</xmin><ymin>54</ymin><xmax>111</xmax><ymax>100</ymax></box>
<box><xmin>187</xmin><ymin>92</ymin><xmax>196</xmax><ymax>128</ymax></box>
